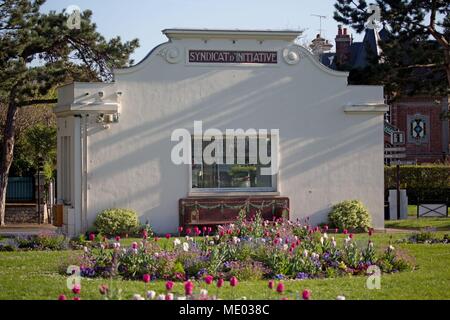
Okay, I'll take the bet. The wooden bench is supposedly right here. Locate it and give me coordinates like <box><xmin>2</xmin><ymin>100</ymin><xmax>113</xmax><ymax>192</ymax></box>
<box><xmin>179</xmin><ymin>196</ymin><xmax>290</xmax><ymax>229</ymax></box>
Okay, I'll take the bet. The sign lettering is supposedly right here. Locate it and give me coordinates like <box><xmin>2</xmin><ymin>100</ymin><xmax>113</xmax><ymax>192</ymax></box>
<box><xmin>189</xmin><ymin>50</ymin><xmax>278</xmax><ymax>64</ymax></box>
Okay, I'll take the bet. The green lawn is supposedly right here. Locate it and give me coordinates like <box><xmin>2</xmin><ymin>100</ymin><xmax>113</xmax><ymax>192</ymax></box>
<box><xmin>1</xmin><ymin>232</ymin><xmax>449</xmax><ymax>300</ymax></box>
<box><xmin>386</xmin><ymin>218</ymin><xmax>450</xmax><ymax>230</ymax></box>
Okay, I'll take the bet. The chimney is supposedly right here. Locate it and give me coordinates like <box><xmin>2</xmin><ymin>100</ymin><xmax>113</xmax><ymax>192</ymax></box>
<box><xmin>335</xmin><ymin>25</ymin><xmax>352</xmax><ymax>68</ymax></box>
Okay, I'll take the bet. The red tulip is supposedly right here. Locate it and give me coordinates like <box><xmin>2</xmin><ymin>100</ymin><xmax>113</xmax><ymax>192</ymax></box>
<box><xmin>302</xmin><ymin>289</ymin><xmax>311</xmax><ymax>300</ymax></box>
<box><xmin>165</xmin><ymin>233</ymin><xmax>171</xmax><ymax>239</ymax></box>
<box><xmin>58</xmin><ymin>294</ymin><xmax>67</xmax><ymax>301</ymax></box>
<box><xmin>368</xmin><ymin>228</ymin><xmax>373</xmax><ymax>236</ymax></box>
<box><xmin>89</xmin><ymin>233</ymin><xmax>95</xmax><ymax>241</ymax></box>
<box><xmin>202</xmin><ymin>226</ymin><xmax>207</xmax><ymax>232</ymax></box>
<box><xmin>207</xmin><ymin>227</ymin><xmax>212</xmax><ymax>234</ymax></box>
<box><xmin>204</xmin><ymin>275</ymin><xmax>214</xmax><ymax>285</ymax></box>
<box><xmin>219</xmin><ymin>231</ymin><xmax>225</xmax><ymax>237</ymax></box>
<box><xmin>115</xmin><ymin>236</ymin><xmax>121</xmax><ymax>242</ymax></box>
<box><xmin>217</xmin><ymin>278</ymin><xmax>224</xmax><ymax>288</ymax></box>
<box><xmin>194</xmin><ymin>226</ymin><xmax>199</xmax><ymax>233</ymax></box>
<box><xmin>73</xmin><ymin>297</ymin><xmax>80</xmax><ymax>301</ymax></box>
<box><xmin>230</xmin><ymin>276</ymin><xmax>238</xmax><ymax>287</ymax></box>
<box><xmin>99</xmin><ymin>284</ymin><xmax>109</xmax><ymax>295</ymax></box>
<box><xmin>184</xmin><ymin>281</ymin><xmax>194</xmax><ymax>295</ymax></box>
<box><xmin>186</xmin><ymin>228</ymin><xmax>192</xmax><ymax>235</ymax></box>
<box><xmin>178</xmin><ymin>226</ymin><xmax>183</xmax><ymax>233</ymax></box>
<box><xmin>349</xmin><ymin>233</ymin><xmax>354</xmax><ymax>239</ymax></box>
<box><xmin>72</xmin><ymin>284</ymin><xmax>81</xmax><ymax>295</ymax></box>
<box><xmin>276</xmin><ymin>282</ymin><xmax>285</xmax><ymax>294</ymax></box>
<box><xmin>343</xmin><ymin>229</ymin><xmax>348</xmax><ymax>235</ymax></box>
<box><xmin>268</xmin><ymin>280</ymin><xmax>275</xmax><ymax>290</ymax></box>
<box><xmin>142</xmin><ymin>230</ymin><xmax>148</xmax><ymax>239</ymax></box>
<box><xmin>165</xmin><ymin>281</ymin><xmax>174</xmax><ymax>291</ymax></box>
<box><xmin>143</xmin><ymin>274</ymin><xmax>151</xmax><ymax>283</ymax></box>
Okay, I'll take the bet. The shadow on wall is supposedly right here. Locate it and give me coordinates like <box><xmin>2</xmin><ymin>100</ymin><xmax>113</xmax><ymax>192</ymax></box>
<box><xmin>86</xmin><ymin>66</ymin><xmax>381</xmax><ymax>231</ymax></box>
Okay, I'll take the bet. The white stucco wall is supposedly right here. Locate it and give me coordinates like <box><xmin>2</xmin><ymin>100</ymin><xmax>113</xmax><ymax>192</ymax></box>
<box><xmin>57</xmin><ymin>30</ymin><xmax>386</xmax><ymax>235</ymax></box>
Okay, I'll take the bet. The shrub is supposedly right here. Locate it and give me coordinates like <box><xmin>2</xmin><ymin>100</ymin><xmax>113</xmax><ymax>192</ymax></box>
<box><xmin>385</xmin><ymin>165</ymin><xmax>450</xmax><ymax>203</ymax></box>
<box><xmin>328</xmin><ymin>200</ymin><xmax>372</xmax><ymax>231</ymax></box>
<box><xmin>94</xmin><ymin>208</ymin><xmax>140</xmax><ymax>237</ymax></box>
<box><xmin>15</xmin><ymin>234</ymin><xmax>68</xmax><ymax>251</ymax></box>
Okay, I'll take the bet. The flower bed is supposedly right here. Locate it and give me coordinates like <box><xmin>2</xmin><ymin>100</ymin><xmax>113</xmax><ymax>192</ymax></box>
<box><xmin>69</xmin><ymin>213</ymin><xmax>411</xmax><ymax>281</ymax></box>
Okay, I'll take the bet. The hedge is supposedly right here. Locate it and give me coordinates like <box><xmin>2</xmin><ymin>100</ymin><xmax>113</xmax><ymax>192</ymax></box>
<box><xmin>385</xmin><ymin>165</ymin><xmax>450</xmax><ymax>204</ymax></box>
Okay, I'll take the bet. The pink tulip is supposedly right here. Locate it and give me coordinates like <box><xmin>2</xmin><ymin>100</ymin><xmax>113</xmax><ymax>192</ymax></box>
<box><xmin>343</xmin><ymin>229</ymin><xmax>348</xmax><ymax>235</ymax></box>
<box><xmin>217</xmin><ymin>278</ymin><xmax>224</xmax><ymax>288</ymax></box>
<box><xmin>115</xmin><ymin>236</ymin><xmax>121</xmax><ymax>242</ymax></box>
<box><xmin>184</xmin><ymin>281</ymin><xmax>194</xmax><ymax>295</ymax></box>
<box><xmin>276</xmin><ymin>282</ymin><xmax>285</xmax><ymax>294</ymax></box>
<box><xmin>142</xmin><ymin>230</ymin><xmax>148</xmax><ymax>239</ymax></box>
<box><xmin>166</xmin><ymin>281</ymin><xmax>174</xmax><ymax>291</ymax></box>
<box><xmin>58</xmin><ymin>294</ymin><xmax>67</xmax><ymax>300</ymax></box>
<box><xmin>302</xmin><ymin>289</ymin><xmax>311</xmax><ymax>300</ymax></box>
<box><xmin>143</xmin><ymin>274</ymin><xmax>151</xmax><ymax>283</ymax></box>
<box><xmin>165</xmin><ymin>233</ymin><xmax>171</xmax><ymax>239</ymax></box>
<box><xmin>73</xmin><ymin>297</ymin><xmax>80</xmax><ymax>301</ymax></box>
<box><xmin>178</xmin><ymin>226</ymin><xmax>183</xmax><ymax>233</ymax></box>
<box><xmin>204</xmin><ymin>275</ymin><xmax>214</xmax><ymax>285</ymax></box>
<box><xmin>89</xmin><ymin>233</ymin><xmax>95</xmax><ymax>241</ymax></box>
<box><xmin>186</xmin><ymin>228</ymin><xmax>192</xmax><ymax>235</ymax></box>
<box><xmin>268</xmin><ymin>280</ymin><xmax>275</xmax><ymax>290</ymax></box>
<box><xmin>131</xmin><ymin>242</ymin><xmax>138</xmax><ymax>249</ymax></box>
<box><xmin>230</xmin><ymin>276</ymin><xmax>238</xmax><ymax>287</ymax></box>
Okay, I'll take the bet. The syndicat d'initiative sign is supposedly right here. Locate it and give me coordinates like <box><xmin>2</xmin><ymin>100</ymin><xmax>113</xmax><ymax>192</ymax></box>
<box><xmin>189</xmin><ymin>50</ymin><xmax>278</xmax><ymax>64</ymax></box>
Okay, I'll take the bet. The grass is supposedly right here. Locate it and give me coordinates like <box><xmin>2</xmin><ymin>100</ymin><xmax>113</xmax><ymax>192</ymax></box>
<box><xmin>385</xmin><ymin>218</ymin><xmax>450</xmax><ymax>230</ymax></box>
<box><xmin>0</xmin><ymin>232</ymin><xmax>449</xmax><ymax>300</ymax></box>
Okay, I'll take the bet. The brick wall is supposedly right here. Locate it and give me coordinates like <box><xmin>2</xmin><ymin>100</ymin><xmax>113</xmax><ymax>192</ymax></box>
<box><xmin>390</xmin><ymin>96</ymin><xmax>449</xmax><ymax>163</ymax></box>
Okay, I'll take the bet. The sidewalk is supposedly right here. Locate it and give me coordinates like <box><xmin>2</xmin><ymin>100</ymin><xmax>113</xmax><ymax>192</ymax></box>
<box><xmin>0</xmin><ymin>223</ymin><xmax>59</xmax><ymax>237</ymax></box>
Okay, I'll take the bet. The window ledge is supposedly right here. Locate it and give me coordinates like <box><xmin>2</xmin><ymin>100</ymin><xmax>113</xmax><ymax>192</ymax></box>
<box><xmin>343</xmin><ymin>104</ymin><xmax>388</xmax><ymax>114</ymax></box>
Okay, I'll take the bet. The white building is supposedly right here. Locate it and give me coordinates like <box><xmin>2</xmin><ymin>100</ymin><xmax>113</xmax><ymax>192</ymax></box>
<box><xmin>55</xmin><ymin>29</ymin><xmax>387</xmax><ymax>237</ymax></box>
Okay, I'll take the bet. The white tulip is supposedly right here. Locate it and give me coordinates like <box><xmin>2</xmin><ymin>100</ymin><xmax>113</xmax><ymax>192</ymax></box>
<box><xmin>336</xmin><ymin>295</ymin><xmax>346</xmax><ymax>300</ymax></box>
<box><xmin>303</xmin><ymin>249</ymin><xmax>309</xmax><ymax>258</ymax></box>
<box><xmin>157</xmin><ymin>294</ymin><xmax>166</xmax><ymax>300</ymax></box>
<box><xmin>177</xmin><ymin>296</ymin><xmax>187</xmax><ymax>300</ymax></box>
<box><xmin>323</xmin><ymin>233</ymin><xmax>328</xmax><ymax>239</ymax></box>
<box><xmin>283</xmin><ymin>244</ymin><xmax>289</xmax><ymax>251</ymax></box>
<box><xmin>320</xmin><ymin>237</ymin><xmax>324</xmax><ymax>245</ymax></box>
<box><xmin>200</xmin><ymin>289</ymin><xmax>208</xmax><ymax>296</ymax></box>
<box><xmin>132</xmin><ymin>294</ymin><xmax>144</xmax><ymax>300</ymax></box>
<box><xmin>173</xmin><ymin>238</ymin><xmax>181</xmax><ymax>246</ymax></box>
<box><xmin>389</xmin><ymin>245</ymin><xmax>395</xmax><ymax>251</ymax></box>
<box><xmin>183</xmin><ymin>242</ymin><xmax>189</xmax><ymax>252</ymax></box>
<box><xmin>147</xmin><ymin>290</ymin><xmax>156</xmax><ymax>300</ymax></box>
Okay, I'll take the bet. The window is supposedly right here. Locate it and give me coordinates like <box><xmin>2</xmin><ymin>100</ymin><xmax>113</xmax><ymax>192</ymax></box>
<box><xmin>191</xmin><ymin>135</ymin><xmax>277</xmax><ymax>192</ymax></box>
<box><xmin>61</xmin><ymin>136</ymin><xmax>72</xmax><ymax>204</ymax></box>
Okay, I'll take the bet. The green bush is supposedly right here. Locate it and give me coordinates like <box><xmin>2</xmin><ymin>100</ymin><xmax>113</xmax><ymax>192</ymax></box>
<box><xmin>94</xmin><ymin>208</ymin><xmax>140</xmax><ymax>237</ymax></box>
<box><xmin>385</xmin><ymin>165</ymin><xmax>450</xmax><ymax>203</ymax></box>
<box><xmin>328</xmin><ymin>200</ymin><xmax>372</xmax><ymax>231</ymax></box>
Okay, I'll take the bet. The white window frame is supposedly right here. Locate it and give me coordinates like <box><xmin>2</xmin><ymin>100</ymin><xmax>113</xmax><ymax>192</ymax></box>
<box><xmin>188</xmin><ymin>133</ymin><xmax>279</xmax><ymax>195</ymax></box>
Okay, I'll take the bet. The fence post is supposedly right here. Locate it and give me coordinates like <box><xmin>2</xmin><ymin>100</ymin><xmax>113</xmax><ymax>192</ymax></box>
<box><xmin>34</xmin><ymin>171</ymin><xmax>47</xmax><ymax>224</ymax></box>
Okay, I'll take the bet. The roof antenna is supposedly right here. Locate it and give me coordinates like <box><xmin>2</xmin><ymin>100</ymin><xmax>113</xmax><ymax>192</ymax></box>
<box><xmin>311</xmin><ymin>14</ymin><xmax>327</xmax><ymax>37</ymax></box>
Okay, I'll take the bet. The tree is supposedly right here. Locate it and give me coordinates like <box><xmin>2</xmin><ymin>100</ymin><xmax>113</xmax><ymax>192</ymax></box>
<box><xmin>0</xmin><ymin>0</ymin><xmax>139</xmax><ymax>225</ymax></box>
<box><xmin>333</xmin><ymin>0</ymin><xmax>450</xmax><ymax>97</ymax></box>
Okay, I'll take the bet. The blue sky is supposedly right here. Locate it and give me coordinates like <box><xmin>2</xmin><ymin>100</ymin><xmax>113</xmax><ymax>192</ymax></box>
<box><xmin>42</xmin><ymin>0</ymin><xmax>364</xmax><ymax>64</ymax></box>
